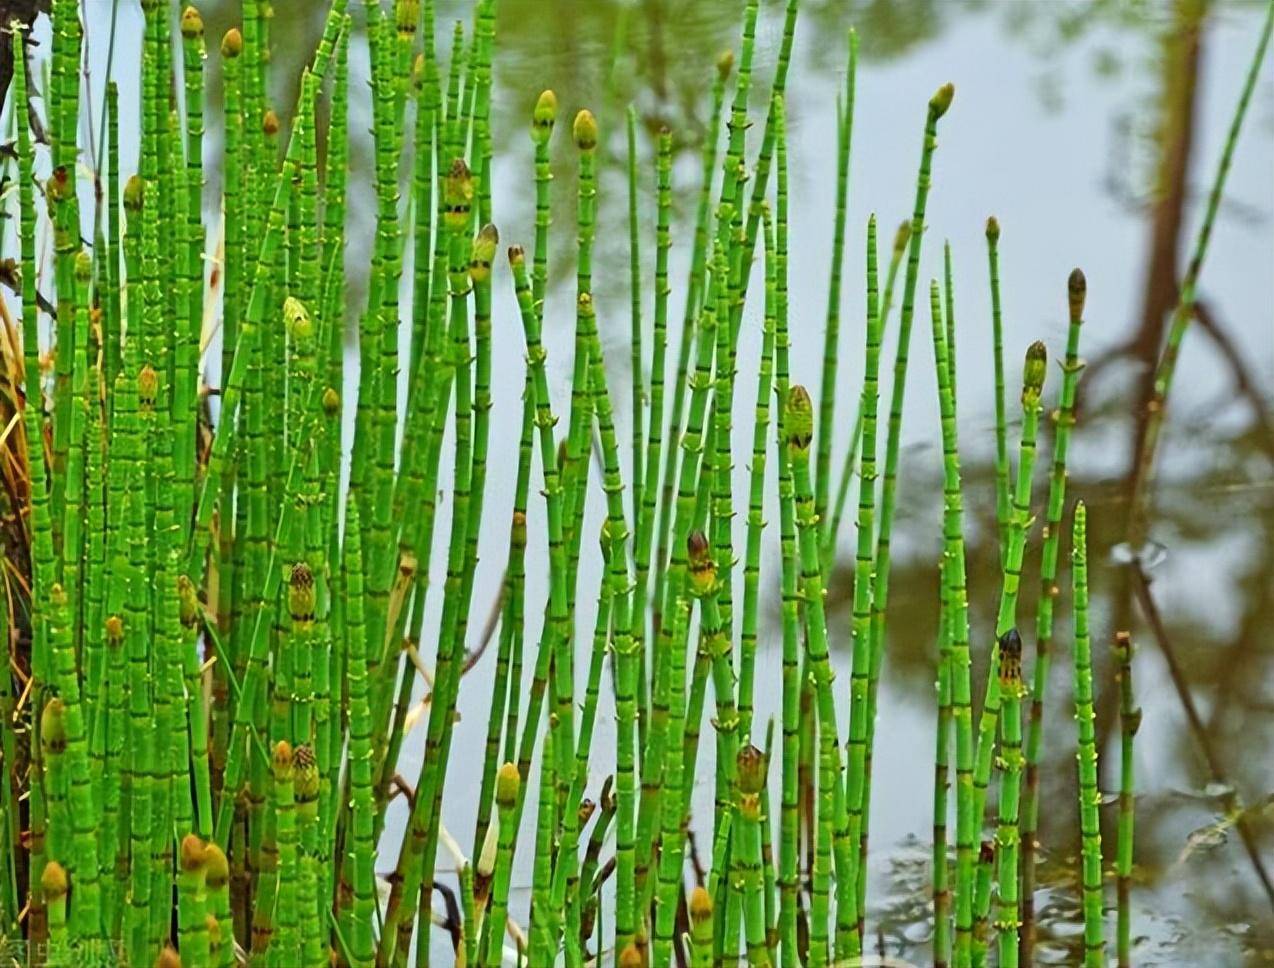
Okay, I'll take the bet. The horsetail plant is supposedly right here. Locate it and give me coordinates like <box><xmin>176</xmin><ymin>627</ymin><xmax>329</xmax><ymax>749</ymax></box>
<box><xmin>0</xmin><ymin>1</ymin><xmax>1248</xmax><ymax>964</ymax></box>
<box><xmin>1071</xmin><ymin>502</ymin><xmax>1105</xmax><ymax>967</ymax></box>
<box><xmin>994</xmin><ymin>629</ymin><xmax>1026</xmax><ymax>968</ymax></box>
<box><xmin>1021</xmin><ymin>267</ymin><xmax>1087</xmax><ymax>960</ymax></box>
<box><xmin>1114</xmin><ymin>630</ymin><xmax>1139</xmax><ymax>968</ymax></box>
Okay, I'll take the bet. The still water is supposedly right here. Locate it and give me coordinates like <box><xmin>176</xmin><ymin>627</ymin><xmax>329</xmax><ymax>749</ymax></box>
<box><xmin>76</xmin><ymin>0</ymin><xmax>1274</xmax><ymax>963</ymax></box>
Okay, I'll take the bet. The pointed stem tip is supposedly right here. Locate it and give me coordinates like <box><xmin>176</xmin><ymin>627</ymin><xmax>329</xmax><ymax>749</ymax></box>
<box><xmin>1068</xmin><ymin>268</ymin><xmax>1087</xmax><ymax>321</ymax></box>
<box><xmin>573</xmin><ymin>109</ymin><xmax>598</xmax><ymax>151</ymax></box>
<box><xmin>929</xmin><ymin>82</ymin><xmax>955</xmax><ymax>119</ymax></box>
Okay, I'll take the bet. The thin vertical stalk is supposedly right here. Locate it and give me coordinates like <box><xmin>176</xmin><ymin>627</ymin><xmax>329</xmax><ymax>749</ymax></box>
<box><xmin>627</xmin><ymin>104</ymin><xmax>644</xmax><ymax>541</ymax></box>
<box><xmin>843</xmin><ymin>215</ymin><xmax>881</xmax><ymax>953</ymax></box>
<box><xmin>1021</xmin><ymin>270</ymin><xmax>1086</xmax><ymax>962</ymax></box>
<box><xmin>653</xmin><ymin>50</ymin><xmax>730</xmax><ymax>627</ymax></box>
<box><xmin>985</xmin><ymin>217</ymin><xmax>1009</xmax><ymax>563</ymax></box>
<box><xmin>1114</xmin><ymin>630</ymin><xmax>1138</xmax><ymax>968</ymax></box>
<box><xmin>970</xmin><ymin>341</ymin><xmax>1047</xmax><ymax>961</ymax></box>
<box><xmin>736</xmin><ymin>204</ymin><xmax>777</xmax><ymax>744</ymax></box>
<box><xmin>1071</xmin><ymin>502</ymin><xmax>1104</xmax><ymax>968</ymax></box>
<box><xmin>995</xmin><ymin>630</ymin><xmax>1025</xmax><ymax>968</ymax></box>
<box><xmin>815</xmin><ymin>28</ymin><xmax>856</xmax><ymax>527</ymax></box>
<box><xmin>862</xmin><ymin>84</ymin><xmax>955</xmax><ymax>952</ymax></box>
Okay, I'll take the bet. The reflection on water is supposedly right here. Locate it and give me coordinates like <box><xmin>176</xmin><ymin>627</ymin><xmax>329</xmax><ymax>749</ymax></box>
<box><xmin>174</xmin><ymin>0</ymin><xmax>1274</xmax><ymax>962</ymax></box>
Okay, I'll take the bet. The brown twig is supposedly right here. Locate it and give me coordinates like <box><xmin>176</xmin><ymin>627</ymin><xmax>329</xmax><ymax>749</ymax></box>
<box><xmin>1192</xmin><ymin>299</ymin><xmax>1274</xmax><ymax>464</ymax></box>
<box><xmin>1129</xmin><ymin>560</ymin><xmax>1274</xmax><ymax>912</ymax></box>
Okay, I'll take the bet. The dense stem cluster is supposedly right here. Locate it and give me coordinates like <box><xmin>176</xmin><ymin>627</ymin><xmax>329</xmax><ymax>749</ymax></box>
<box><xmin>0</xmin><ymin>0</ymin><xmax>1264</xmax><ymax>965</ymax></box>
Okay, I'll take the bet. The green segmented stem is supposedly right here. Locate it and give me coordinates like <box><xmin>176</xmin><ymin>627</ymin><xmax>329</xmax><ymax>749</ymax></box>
<box><xmin>501</xmin><ymin>417</ymin><xmax>533</xmax><ymax>768</ymax></box>
<box><xmin>687</xmin><ymin>528</ymin><xmax>738</xmax><ymax>851</ymax></box>
<box><xmin>295</xmin><ymin>83</ymin><xmax>321</xmax><ymax>328</ymax></box>
<box><xmin>48</xmin><ymin>0</ymin><xmax>82</xmax><ymax>528</ymax></box>
<box><xmin>662</xmin><ymin>250</ymin><xmax>723</xmax><ymax>845</ymax></box>
<box><xmin>843</xmin><ymin>215</ymin><xmax>882</xmax><ymax>951</ymax></box>
<box><xmin>178</xmin><ymin>836</ymin><xmax>210</xmax><ymax>967</ymax></box>
<box><xmin>383</xmin><ymin>168</ymin><xmax>476</xmax><ymax>968</ymax></box>
<box><xmin>474</xmin><ymin>507</ymin><xmax>528</xmax><ymax>861</ymax></box>
<box><xmin>943</xmin><ymin>241</ymin><xmax>957</xmax><ymax>393</ymax></box>
<box><xmin>59</xmin><ymin>251</ymin><xmax>91</xmax><ymax>648</ymax></box>
<box><xmin>18</xmin><ymin>45</ymin><xmax>53</xmax><ymax>934</ymax></box>
<box><xmin>660</xmin><ymin>237</ymin><xmax>723</xmax><ymax>809</ymax></box>
<box><xmin>1127</xmin><ymin>0</ymin><xmax>1274</xmax><ymax>547</ymax></box>
<box><xmin>151</xmin><ymin>0</ymin><xmax>179</xmax><ymax>387</ymax></box>
<box><xmin>453</xmin><ymin>226</ymin><xmax>499</xmax><ymax>755</ymax></box>
<box><xmin>810</xmin><ymin>708</ymin><xmax>834</xmax><ymax>965</ymax></box>
<box><xmin>204</xmin><ymin>844</ymin><xmax>234</xmax><ymax>968</ymax></box>
<box><xmin>627</xmin><ymin>105</ymin><xmax>644</xmax><ymax>541</ymax></box>
<box><xmin>921</xmin><ymin>228</ymin><xmax>975</xmax><ymax>968</ymax></box>
<box><xmin>1021</xmin><ymin>269</ymin><xmax>1086</xmax><ymax>962</ymax></box>
<box><xmin>441</xmin><ymin>19</ymin><xmax>466</xmax><ymax>166</ymax></box>
<box><xmin>931</xmin><ymin>282</ymin><xmax>960</xmax><ymax>953</ymax></box>
<box><xmin>708</xmin><ymin>242</ymin><xmax>740</xmax><ymax>831</ymax></box>
<box><xmin>530</xmin><ymin>89</ymin><xmax>556</xmax><ymax>310</ymax></box>
<box><xmin>103</xmin><ymin>80</ymin><xmax>123</xmax><ymax>392</ymax></box>
<box><xmin>758</xmin><ymin>721</ymin><xmax>778</xmax><ymax>963</ymax></box>
<box><xmin>340</xmin><ymin>500</ymin><xmax>377</xmax><ymax>968</ymax></box>
<box><xmin>736</xmin><ymin>204</ymin><xmax>777</xmax><ymax>744</ymax></box>
<box><xmin>632</xmin><ymin>129</ymin><xmax>674</xmax><ymax>896</ymax></box>
<box><xmin>322</xmin><ymin>18</ymin><xmax>351</xmax><ymax>405</ymax></box>
<box><xmin>216</xmin><ymin>28</ymin><xmax>244</xmax><ymax>634</ymax></box>
<box><xmin>1114</xmin><ymin>631</ymin><xmax>1138</xmax><ymax>968</ymax></box>
<box><xmin>48</xmin><ymin>163</ymin><xmax>78</xmax><ymax>548</ymax></box>
<box><xmin>471</xmin><ymin>0</ymin><xmax>497</xmax><ymax>235</ymax></box>
<box><xmin>505</xmin><ymin>245</ymin><xmax>574</xmax><ymax>951</ymax></box>
<box><xmin>560</xmin><ymin>109</ymin><xmax>599</xmax><ymax>597</ymax></box>
<box><xmin>482</xmin><ymin>764</ymin><xmax>521</xmax><ymax>968</ymax></box>
<box><xmin>653</xmin><ymin>49</ymin><xmax>730</xmax><ymax>628</ymax></box>
<box><xmin>735</xmin><ymin>745</ymin><xmax>770</xmax><ymax>967</ymax></box>
<box><xmin>985</xmin><ymin>217</ymin><xmax>1009</xmax><ymax>564</ymax></box>
<box><xmin>994</xmin><ymin>630</ymin><xmax>1025</xmax><ymax>968</ymax></box>
<box><xmin>295</xmin><ymin>745</ymin><xmax>323</xmax><ymax>968</ymax></box>
<box><xmin>42</xmin><ymin>863</ymin><xmax>69</xmax><ymax>968</ymax></box>
<box><xmin>177</xmin><ymin>6</ymin><xmax>206</xmax><ymax>545</ymax></box>
<box><xmin>734</xmin><ymin>0</ymin><xmax>800</xmax><ymax>338</ymax></box>
<box><xmin>394</xmin><ymin>0</ymin><xmax>419</xmax><ymax>116</ymax></box>
<box><xmin>1071</xmin><ymin>502</ymin><xmax>1104</xmax><ymax>967</ymax></box>
<box><xmin>528</xmin><ymin>728</ymin><xmax>556</xmax><ymax>964</ymax></box>
<box><xmin>771</xmin><ymin>99</ymin><xmax>801</xmax><ymax>967</ymax></box>
<box><xmin>409</xmin><ymin>49</ymin><xmax>438</xmax><ymax>391</ymax></box>
<box><xmin>193</xmin><ymin>75</ymin><xmax>307</xmax><ymax>567</ymax></box>
<box><xmin>47</xmin><ymin>583</ymin><xmax>103</xmax><ymax>946</ymax></box>
<box><xmin>358</xmin><ymin>0</ymin><xmax>405</xmax><ymax>697</ymax></box>
<box><xmin>83</xmin><ymin>375</ymin><xmax>109</xmax><ymax>915</ymax></box>
<box><xmin>240</xmin><ymin>0</ymin><xmax>267</xmax><ymax>256</ymax></box>
<box><xmin>177</xmin><ymin>576</ymin><xmax>213</xmax><ymax>840</ymax></box>
<box><xmin>824</xmin><ymin>219</ymin><xmax>909</xmax><ymax>572</ymax></box>
<box><xmin>971</xmin><ymin>840</ymin><xmax>993</xmax><ymax>965</ymax></box>
<box><xmin>208</xmin><ymin>170</ymin><xmax>322</xmax><ymax>861</ymax></box>
<box><xmin>41</xmin><ymin>698</ymin><xmax>69</xmax><ymax>898</ymax></box>
<box><xmin>815</xmin><ymin>28</ymin><xmax>857</xmax><ymax>528</ymax></box>
<box><xmin>971</xmin><ymin>340</ymin><xmax>1047</xmax><ymax>838</ymax></box>
<box><xmin>547</xmin><ymin>526</ymin><xmax>610</xmax><ymax>964</ymax></box>
<box><xmin>572</xmin><ymin>288</ymin><xmax>638</xmax><ymax>953</ymax></box>
<box><xmin>50</xmin><ymin>0</ymin><xmax>80</xmax><ymax>177</ymax></box>
<box><xmin>650</xmin><ymin>590</ymin><xmax>690</xmax><ymax>966</ymax></box>
<box><xmin>272</xmin><ymin>741</ymin><xmax>301</xmax><ymax>967</ymax></box>
<box><xmin>969</xmin><ymin>339</ymin><xmax>1046</xmax><ymax>963</ymax></box>
<box><xmin>689</xmin><ymin>886</ymin><xmax>714</xmax><ymax>968</ymax></box>
<box><xmin>933</xmin><ymin>561</ymin><xmax>953</xmax><ymax>968</ymax></box>
<box><xmin>785</xmin><ymin>383</ymin><xmax>854</xmax><ymax>960</ymax></box>
<box><xmin>862</xmin><ymin>90</ymin><xmax>953</xmax><ymax>942</ymax></box>
<box><xmin>713</xmin><ymin>0</ymin><xmax>758</xmax><ymax>335</ymax></box>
